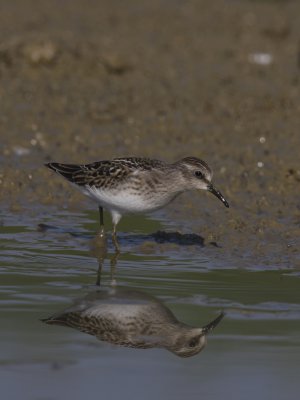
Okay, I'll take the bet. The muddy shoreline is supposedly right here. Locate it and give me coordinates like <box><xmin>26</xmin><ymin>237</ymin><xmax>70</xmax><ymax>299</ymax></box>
<box><xmin>0</xmin><ymin>0</ymin><xmax>299</xmax><ymax>268</ymax></box>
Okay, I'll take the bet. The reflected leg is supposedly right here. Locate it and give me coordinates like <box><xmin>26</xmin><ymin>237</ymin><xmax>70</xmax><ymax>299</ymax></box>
<box><xmin>90</xmin><ymin>229</ymin><xmax>108</xmax><ymax>287</ymax></box>
<box><xmin>96</xmin><ymin>259</ymin><xmax>103</xmax><ymax>286</ymax></box>
<box><xmin>110</xmin><ymin>250</ymin><xmax>120</xmax><ymax>287</ymax></box>
<box><xmin>110</xmin><ymin>224</ymin><xmax>120</xmax><ymax>286</ymax></box>
<box><xmin>92</xmin><ymin>239</ymin><xmax>107</xmax><ymax>286</ymax></box>
<box><xmin>91</xmin><ymin>206</ymin><xmax>107</xmax><ymax>286</ymax></box>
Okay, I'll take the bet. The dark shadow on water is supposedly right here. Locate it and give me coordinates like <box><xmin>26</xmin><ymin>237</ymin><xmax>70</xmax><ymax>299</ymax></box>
<box><xmin>37</xmin><ymin>223</ymin><xmax>206</xmax><ymax>246</ymax></box>
<box><xmin>152</xmin><ymin>230</ymin><xmax>204</xmax><ymax>246</ymax></box>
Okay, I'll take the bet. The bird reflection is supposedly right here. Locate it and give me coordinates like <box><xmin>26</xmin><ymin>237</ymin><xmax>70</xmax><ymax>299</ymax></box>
<box><xmin>42</xmin><ymin>287</ymin><xmax>224</xmax><ymax>358</ymax></box>
<box><xmin>41</xmin><ymin>227</ymin><xmax>224</xmax><ymax>357</ymax></box>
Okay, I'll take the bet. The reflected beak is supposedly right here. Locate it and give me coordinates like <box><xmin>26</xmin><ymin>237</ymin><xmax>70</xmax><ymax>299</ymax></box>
<box><xmin>207</xmin><ymin>184</ymin><xmax>229</xmax><ymax>208</ymax></box>
<box><xmin>202</xmin><ymin>311</ymin><xmax>225</xmax><ymax>335</ymax></box>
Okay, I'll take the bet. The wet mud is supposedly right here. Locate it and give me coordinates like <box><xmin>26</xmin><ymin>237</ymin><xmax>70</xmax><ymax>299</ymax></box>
<box><xmin>0</xmin><ymin>0</ymin><xmax>299</xmax><ymax>268</ymax></box>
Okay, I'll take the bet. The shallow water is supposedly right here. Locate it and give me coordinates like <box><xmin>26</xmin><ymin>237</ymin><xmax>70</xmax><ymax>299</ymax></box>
<box><xmin>0</xmin><ymin>209</ymin><xmax>299</xmax><ymax>400</ymax></box>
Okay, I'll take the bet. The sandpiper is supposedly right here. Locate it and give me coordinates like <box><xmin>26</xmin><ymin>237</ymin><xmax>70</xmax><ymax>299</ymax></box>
<box><xmin>42</xmin><ymin>288</ymin><xmax>225</xmax><ymax>357</ymax></box>
<box><xmin>45</xmin><ymin>157</ymin><xmax>229</xmax><ymax>244</ymax></box>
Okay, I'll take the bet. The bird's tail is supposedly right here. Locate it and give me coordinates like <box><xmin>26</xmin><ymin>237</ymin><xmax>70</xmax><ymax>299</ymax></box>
<box><xmin>45</xmin><ymin>162</ymin><xmax>81</xmax><ymax>182</ymax></box>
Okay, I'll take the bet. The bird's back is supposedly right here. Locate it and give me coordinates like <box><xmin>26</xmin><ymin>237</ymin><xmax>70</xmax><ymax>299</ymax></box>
<box><xmin>45</xmin><ymin>157</ymin><xmax>167</xmax><ymax>189</ymax></box>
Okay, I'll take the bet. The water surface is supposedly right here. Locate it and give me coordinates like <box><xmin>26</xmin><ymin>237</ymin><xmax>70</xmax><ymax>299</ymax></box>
<box><xmin>0</xmin><ymin>209</ymin><xmax>299</xmax><ymax>400</ymax></box>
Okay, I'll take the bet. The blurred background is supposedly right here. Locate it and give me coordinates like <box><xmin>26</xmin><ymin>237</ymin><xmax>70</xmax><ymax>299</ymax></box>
<box><xmin>0</xmin><ymin>1</ymin><xmax>299</xmax><ymax>399</ymax></box>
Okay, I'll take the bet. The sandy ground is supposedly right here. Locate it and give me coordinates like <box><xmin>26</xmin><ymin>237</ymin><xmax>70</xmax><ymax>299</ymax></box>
<box><xmin>0</xmin><ymin>0</ymin><xmax>299</xmax><ymax>268</ymax></box>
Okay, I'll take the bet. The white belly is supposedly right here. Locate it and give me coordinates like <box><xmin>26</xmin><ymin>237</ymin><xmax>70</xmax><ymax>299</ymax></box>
<box><xmin>82</xmin><ymin>185</ymin><xmax>172</xmax><ymax>214</ymax></box>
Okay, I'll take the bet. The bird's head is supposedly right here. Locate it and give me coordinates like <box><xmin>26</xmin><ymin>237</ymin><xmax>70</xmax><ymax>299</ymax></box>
<box><xmin>176</xmin><ymin>157</ymin><xmax>229</xmax><ymax>208</ymax></box>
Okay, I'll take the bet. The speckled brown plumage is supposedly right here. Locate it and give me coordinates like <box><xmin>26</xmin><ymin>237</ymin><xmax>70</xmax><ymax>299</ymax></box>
<box><xmin>46</xmin><ymin>157</ymin><xmax>167</xmax><ymax>189</ymax></box>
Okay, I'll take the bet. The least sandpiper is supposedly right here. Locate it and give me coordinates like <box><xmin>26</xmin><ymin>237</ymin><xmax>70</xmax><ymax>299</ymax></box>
<box><xmin>45</xmin><ymin>157</ymin><xmax>229</xmax><ymax>244</ymax></box>
<box><xmin>42</xmin><ymin>288</ymin><xmax>224</xmax><ymax>357</ymax></box>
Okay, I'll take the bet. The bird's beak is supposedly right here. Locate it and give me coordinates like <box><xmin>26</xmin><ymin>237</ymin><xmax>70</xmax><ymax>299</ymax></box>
<box><xmin>202</xmin><ymin>312</ymin><xmax>225</xmax><ymax>335</ymax></box>
<box><xmin>207</xmin><ymin>184</ymin><xmax>229</xmax><ymax>208</ymax></box>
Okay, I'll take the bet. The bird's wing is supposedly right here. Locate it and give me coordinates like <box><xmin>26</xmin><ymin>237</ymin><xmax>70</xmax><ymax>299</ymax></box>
<box><xmin>45</xmin><ymin>157</ymin><xmax>166</xmax><ymax>188</ymax></box>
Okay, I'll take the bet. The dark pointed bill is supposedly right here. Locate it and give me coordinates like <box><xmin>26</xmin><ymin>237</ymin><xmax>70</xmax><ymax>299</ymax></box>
<box><xmin>207</xmin><ymin>184</ymin><xmax>229</xmax><ymax>208</ymax></box>
<box><xmin>202</xmin><ymin>311</ymin><xmax>225</xmax><ymax>335</ymax></box>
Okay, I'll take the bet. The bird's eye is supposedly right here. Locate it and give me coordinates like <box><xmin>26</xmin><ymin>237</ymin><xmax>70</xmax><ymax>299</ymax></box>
<box><xmin>194</xmin><ymin>170</ymin><xmax>204</xmax><ymax>179</ymax></box>
<box><xmin>188</xmin><ymin>337</ymin><xmax>199</xmax><ymax>348</ymax></box>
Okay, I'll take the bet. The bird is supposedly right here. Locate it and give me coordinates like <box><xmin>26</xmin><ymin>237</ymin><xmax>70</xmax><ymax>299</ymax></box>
<box><xmin>42</xmin><ymin>287</ymin><xmax>225</xmax><ymax>357</ymax></box>
<box><xmin>45</xmin><ymin>157</ymin><xmax>229</xmax><ymax>247</ymax></box>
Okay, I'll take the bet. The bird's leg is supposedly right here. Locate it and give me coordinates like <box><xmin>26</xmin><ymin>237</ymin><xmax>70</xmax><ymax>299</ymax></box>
<box><xmin>98</xmin><ymin>206</ymin><xmax>105</xmax><ymax>235</ymax></box>
<box><xmin>99</xmin><ymin>206</ymin><xmax>104</xmax><ymax>226</ymax></box>
<box><xmin>112</xmin><ymin>224</ymin><xmax>120</xmax><ymax>254</ymax></box>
